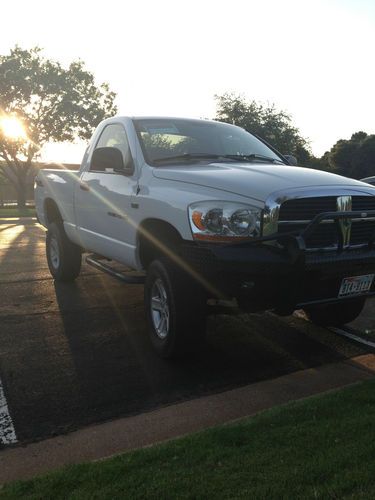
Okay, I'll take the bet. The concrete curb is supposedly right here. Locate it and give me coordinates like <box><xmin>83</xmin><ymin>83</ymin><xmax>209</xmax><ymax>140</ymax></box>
<box><xmin>1</xmin><ymin>354</ymin><xmax>374</xmax><ymax>484</ymax></box>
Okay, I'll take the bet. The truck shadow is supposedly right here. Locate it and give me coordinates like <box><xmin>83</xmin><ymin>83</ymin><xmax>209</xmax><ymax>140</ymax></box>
<box><xmin>0</xmin><ymin>220</ymin><xmax>372</xmax><ymax>442</ymax></box>
<box><xmin>0</xmin><ymin>221</ymin><xmax>369</xmax><ymax>445</ymax></box>
<box><xmin>50</xmin><ymin>260</ymin><xmax>360</xmax><ymax>437</ymax></box>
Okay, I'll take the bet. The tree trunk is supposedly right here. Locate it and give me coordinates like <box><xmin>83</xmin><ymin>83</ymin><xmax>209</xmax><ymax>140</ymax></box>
<box><xmin>16</xmin><ymin>180</ymin><xmax>27</xmax><ymax>209</ymax></box>
<box><xmin>0</xmin><ymin>160</ymin><xmax>32</xmax><ymax>209</ymax></box>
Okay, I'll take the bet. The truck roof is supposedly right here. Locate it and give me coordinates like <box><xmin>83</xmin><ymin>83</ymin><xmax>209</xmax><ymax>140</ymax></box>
<box><xmin>128</xmin><ymin>116</ymin><xmax>220</xmax><ymax>124</ymax></box>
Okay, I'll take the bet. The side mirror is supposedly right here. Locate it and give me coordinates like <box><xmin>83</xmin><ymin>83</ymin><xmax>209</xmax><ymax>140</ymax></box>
<box><xmin>284</xmin><ymin>154</ymin><xmax>298</xmax><ymax>166</ymax></box>
<box><xmin>91</xmin><ymin>147</ymin><xmax>124</xmax><ymax>172</ymax></box>
<box><xmin>91</xmin><ymin>147</ymin><xmax>134</xmax><ymax>175</ymax></box>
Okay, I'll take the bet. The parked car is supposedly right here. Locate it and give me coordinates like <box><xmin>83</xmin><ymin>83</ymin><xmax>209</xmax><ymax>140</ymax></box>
<box><xmin>35</xmin><ymin>117</ymin><xmax>375</xmax><ymax>358</ymax></box>
<box><xmin>361</xmin><ymin>176</ymin><xmax>375</xmax><ymax>186</ymax></box>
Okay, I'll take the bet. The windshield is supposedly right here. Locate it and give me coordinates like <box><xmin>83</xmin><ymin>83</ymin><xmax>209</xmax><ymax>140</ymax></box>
<box><xmin>133</xmin><ymin>118</ymin><xmax>285</xmax><ymax>166</ymax></box>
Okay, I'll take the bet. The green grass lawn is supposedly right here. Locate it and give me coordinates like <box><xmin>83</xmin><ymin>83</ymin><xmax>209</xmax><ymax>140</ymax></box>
<box><xmin>2</xmin><ymin>379</ymin><xmax>375</xmax><ymax>499</ymax></box>
<box><xmin>0</xmin><ymin>207</ymin><xmax>36</xmax><ymax>218</ymax></box>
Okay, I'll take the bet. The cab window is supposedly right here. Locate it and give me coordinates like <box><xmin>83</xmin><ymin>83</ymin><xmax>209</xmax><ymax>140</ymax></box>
<box><xmin>90</xmin><ymin>124</ymin><xmax>131</xmax><ymax>171</ymax></box>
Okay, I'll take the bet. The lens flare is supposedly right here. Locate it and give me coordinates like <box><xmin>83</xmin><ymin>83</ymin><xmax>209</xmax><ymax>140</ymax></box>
<box><xmin>0</xmin><ymin>117</ymin><xmax>27</xmax><ymax>141</ymax></box>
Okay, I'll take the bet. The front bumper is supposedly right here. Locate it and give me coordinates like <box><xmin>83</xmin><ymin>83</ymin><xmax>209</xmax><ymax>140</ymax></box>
<box><xmin>180</xmin><ymin>210</ymin><xmax>375</xmax><ymax>312</ymax></box>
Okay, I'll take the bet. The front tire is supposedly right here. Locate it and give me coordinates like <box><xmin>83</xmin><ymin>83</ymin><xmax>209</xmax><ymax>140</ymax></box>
<box><xmin>144</xmin><ymin>259</ymin><xmax>206</xmax><ymax>359</ymax></box>
<box><xmin>46</xmin><ymin>222</ymin><xmax>82</xmax><ymax>282</ymax></box>
<box><xmin>304</xmin><ymin>297</ymin><xmax>366</xmax><ymax>327</ymax></box>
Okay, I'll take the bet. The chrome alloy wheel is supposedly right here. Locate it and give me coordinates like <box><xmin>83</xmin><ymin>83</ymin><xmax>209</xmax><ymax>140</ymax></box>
<box><xmin>151</xmin><ymin>278</ymin><xmax>170</xmax><ymax>339</ymax></box>
<box><xmin>49</xmin><ymin>235</ymin><xmax>60</xmax><ymax>269</ymax></box>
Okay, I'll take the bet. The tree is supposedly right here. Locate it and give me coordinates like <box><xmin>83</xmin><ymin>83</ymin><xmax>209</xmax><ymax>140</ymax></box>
<box><xmin>328</xmin><ymin>132</ymin><xmax>375</xmax><ymax>179</ymax></box>
<box><xmin>0</xmin><ymin>46</ymin><xmax>117</xmax><ymax>207</ymax></box>
<box><xmin>306</xmin><ymin>151</ymin><xmax>332</xmax><ymax>172</ymax></box>
<box><xmin>214</xmin><ymin>92</ymin><xmax>311</xmax><ymax>162</ymax></box>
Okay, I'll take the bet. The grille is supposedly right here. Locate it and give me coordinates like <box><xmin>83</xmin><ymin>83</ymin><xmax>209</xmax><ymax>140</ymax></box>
<box><xmin>351</xmin><ymin>221</ymin><xmax>375</xmax><ymax>245</ymax></box>
<box><xmin>278</xmin><ymin>222</ymin><xmax>339</xmax><ymax>248</ymax></box>
<box><xmin>278</xmin><ymin>196</ymin><xmax>375</xmax><ymax>249</ymax></box>
<box><xmin>279</xmin><ymin>197</ymin><xmax>337</xmax><ymax>221</ymax></box>
<box><xmin>352</xmin><ymin>196</ymin><xmax>375</xmax><ymax>211</ymax></box>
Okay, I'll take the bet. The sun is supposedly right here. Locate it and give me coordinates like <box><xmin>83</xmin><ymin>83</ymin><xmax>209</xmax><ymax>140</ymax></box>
<box><xmin>0</xmin><ymin>116</ymin><xmax>27</xmax><ymax>141</ymax></box>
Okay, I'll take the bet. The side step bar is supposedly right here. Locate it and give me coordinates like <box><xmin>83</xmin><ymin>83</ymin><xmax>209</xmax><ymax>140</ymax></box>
<box><xmin>85</xmin><ymin>255</ymin><xmax>145</xmax><ymax>284</ymax></box>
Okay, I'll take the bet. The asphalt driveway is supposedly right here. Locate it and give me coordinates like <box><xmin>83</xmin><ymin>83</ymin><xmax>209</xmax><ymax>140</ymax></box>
<box><xmin>0</xmin><ymin>219</ymin><xmax>373</xmax><ymax>448</ymax></box>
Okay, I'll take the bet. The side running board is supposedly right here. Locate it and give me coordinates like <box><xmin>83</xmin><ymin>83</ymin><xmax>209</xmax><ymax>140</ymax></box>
<box><xmin>85</xmin><ymin>255</ymin><xmax>145</xmax><ymax>284</ymax></box>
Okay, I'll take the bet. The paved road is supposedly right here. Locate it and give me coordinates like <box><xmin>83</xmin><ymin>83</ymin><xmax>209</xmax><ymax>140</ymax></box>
<box><xmin>0</xmin><ymin>220</ymin><xmax>373</xmax><ymax>448</ymax></box>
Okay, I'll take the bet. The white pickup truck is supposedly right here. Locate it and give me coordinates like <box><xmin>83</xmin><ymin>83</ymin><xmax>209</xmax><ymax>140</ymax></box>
<box><xmin>35</xmin><ymin>116</ymin><xmax>375</xmax><ymax>358</ymax></box>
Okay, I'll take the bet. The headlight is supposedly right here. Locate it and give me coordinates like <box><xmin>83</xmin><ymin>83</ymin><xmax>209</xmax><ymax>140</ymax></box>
<box><xmin>188</xmin><ymin>201</ymin><xmax>262</xmax><ymax>242</ymax></box>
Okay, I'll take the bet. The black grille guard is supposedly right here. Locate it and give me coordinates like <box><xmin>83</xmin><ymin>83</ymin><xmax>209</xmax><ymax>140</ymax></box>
<box><xmin>203</xmin><ymin>210</ymin><xmax>375</xmax><ymax>307</ymax></box>
<box><xmin>300</xmin><ymin>210</ymin><xmax>375</xmax><ymax>252</ymax></box>
<box><xmin>223</xmin><ymin>210</ymin><xmax>375</xmax><ymax>262</ymax></box>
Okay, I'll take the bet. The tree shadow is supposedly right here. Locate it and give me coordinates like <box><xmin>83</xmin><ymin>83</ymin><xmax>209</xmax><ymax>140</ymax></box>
<box><xmin>0</xmin><ymin>224</ymin><xmax>17</xmax><ymax>233</ymax></box>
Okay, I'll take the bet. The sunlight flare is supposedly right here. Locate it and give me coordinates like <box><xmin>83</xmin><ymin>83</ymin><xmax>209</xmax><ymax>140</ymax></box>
<box><xmin>0</xmin><ymin>116</ymin><xmax>27</xmax><ymax>141</ymax></box>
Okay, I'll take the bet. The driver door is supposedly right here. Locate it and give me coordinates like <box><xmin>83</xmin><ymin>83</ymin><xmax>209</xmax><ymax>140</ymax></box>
<box><xmin>75</xmin><ymin>123</ymin><xmax>138</xmax><ymax>266</ymax></box>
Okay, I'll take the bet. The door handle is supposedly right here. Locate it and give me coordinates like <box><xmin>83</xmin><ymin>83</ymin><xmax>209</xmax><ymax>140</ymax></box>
<box><xmin>79</xmin><ymin>182</ymin><xmax>90</xmax><ymax>191</ymax></box>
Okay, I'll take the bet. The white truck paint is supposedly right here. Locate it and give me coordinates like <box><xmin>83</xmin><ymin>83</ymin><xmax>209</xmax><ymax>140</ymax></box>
<box><xmin>35</xmin><ymin>116</ymin><xmax>375</xmax><ymax>358</ymax></box>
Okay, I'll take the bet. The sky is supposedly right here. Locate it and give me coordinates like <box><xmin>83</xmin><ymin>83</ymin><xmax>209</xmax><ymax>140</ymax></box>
<box><xmin>1</xmin><ymin>0</ymin><xmax>375</xmax><ymax>163</ymax></box>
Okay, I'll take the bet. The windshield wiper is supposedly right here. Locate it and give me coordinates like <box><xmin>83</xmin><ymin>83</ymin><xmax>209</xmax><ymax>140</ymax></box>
<box><xmin>153</xmin><ymin>153</ymin><xmax>222</xmax><ymax>164</ymax></box>
<box><xmin>152</xmin><ymin>152</ymin><xmax>286</xmax><ymax>165</ymax></box>
<box><xmin>222</xmin><ymin>154</ymin><xmax>285</xmax><ymax>164</ymax></box>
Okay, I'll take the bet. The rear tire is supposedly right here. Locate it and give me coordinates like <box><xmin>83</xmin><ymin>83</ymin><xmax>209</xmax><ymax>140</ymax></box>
<box><xmin>304</xmin><ymin>297</ymin><xmax>366</xmax><ymax>327</ymax></box>
<box><xmin>144</xmin><ymin>259</ymin><xmax>207</xmax><ymax>359</ymax></box>
<box><xmin>46</xmin><ymin>222</ymin><xmax>82</xmax><ymax>282</ymax></box>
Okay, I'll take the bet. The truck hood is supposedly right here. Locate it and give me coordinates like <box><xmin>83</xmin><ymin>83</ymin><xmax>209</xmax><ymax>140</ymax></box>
<box><xmin>152</xmin><ymin>163</ymin><xmax>372</xmax><ymax>202</ymax></box>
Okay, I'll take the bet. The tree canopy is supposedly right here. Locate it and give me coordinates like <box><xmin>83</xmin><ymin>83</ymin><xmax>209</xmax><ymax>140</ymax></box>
<box><xmin>214</xmin><ymin>93</ymin><xmax>311</xmax><ymax>163</ymax></box>
<box><xmin>328</xmin><ymin>132</ymin><xmax>375</xmax><ymax>179</ymax></box>
<box><xmin>0</xmin><ymin>46</ymin><xmax>117</xmax><ymax>206</ymax></box>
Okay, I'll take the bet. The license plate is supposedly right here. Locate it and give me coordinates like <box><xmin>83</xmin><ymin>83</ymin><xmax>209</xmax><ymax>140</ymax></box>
<box><xmin>338</xmin><ymin>274</ymin><xmax>375</xmax><ymax>297</ymax></box>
